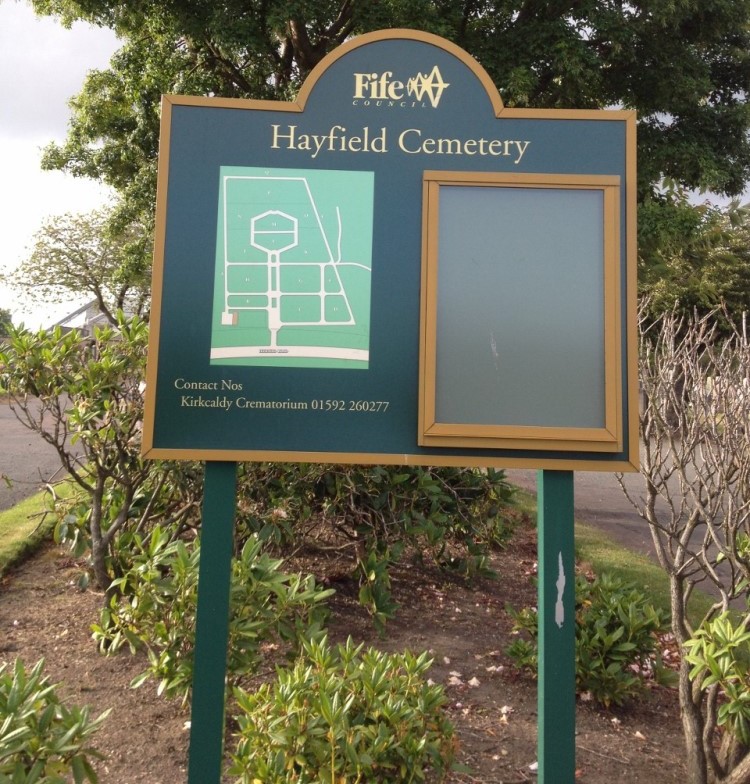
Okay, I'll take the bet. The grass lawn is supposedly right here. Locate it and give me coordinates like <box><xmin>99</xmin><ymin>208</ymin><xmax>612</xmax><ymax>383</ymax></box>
<box><xmin>0</xmin><ymin>480</ymin><xmax>75</xmax><ymax>577</ymax></box>
<box><xmin>512</xmin><ymin>486</ymin><xmax>716</xmax><ymax>625</ymax></box>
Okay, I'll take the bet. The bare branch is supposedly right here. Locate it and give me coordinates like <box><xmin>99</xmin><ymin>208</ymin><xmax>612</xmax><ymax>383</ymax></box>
<box><xmin>622</xmin><ymin>302</ymin><xmax>750</xmax><ymax>781</ymax></box>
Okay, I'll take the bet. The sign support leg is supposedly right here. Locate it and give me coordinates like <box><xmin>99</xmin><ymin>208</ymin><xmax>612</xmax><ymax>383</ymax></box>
<box><xmin>537</xmin><ymin>469</ymin><xmax>576</xmax><ymax>783</ymax></box>
<box><xmin>187</xmin><ymin>461</ymin><xmax>238</xmax><ymax>784</ymax></box>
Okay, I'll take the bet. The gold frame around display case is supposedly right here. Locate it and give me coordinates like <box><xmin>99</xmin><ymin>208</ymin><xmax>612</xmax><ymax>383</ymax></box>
<box><xmin>419</xmin><ymin>171</ymin><xmax>623</xmax><ymax>453</ymax></box>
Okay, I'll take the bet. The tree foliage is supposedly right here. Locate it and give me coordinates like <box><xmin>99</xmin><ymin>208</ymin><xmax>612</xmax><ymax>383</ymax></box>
<box><xmin>6</xmin><ymin>208</ymin><xmax>151</xmax><ymax>324</ymax></box>
<box><xmin>25</xmin><ymin>1</ymin><xmax>750</xmax><ymax>323</ymax></box>
<box><xmin>33</xmin><ymin>0</ymin><xmax>750</xmax><ymax>222</ymax></box>
<box><xmin>0</xmin><ymin>316</ymin><xmax>203</xmax><ymax>592</ymax></box>
<box><xmin>0</xmin><ymin>308</ymin><xmax>12</xmax><ymax>339</ymax></box>
<box><xmin>639</xmin><ymin>192</ymin><xmax>750</xmax><ymax>323</ymax></box>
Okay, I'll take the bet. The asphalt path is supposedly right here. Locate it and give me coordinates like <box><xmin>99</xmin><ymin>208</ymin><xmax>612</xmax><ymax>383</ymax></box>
<box><xmin>505</xmin><ymin>468</ymin><xmax>655</xmax><ymax>559</ymax></box>
<box><xmin>0</xmin><ymin>401</ymin><xmax>68</xmax><ymax>512</ymax></box>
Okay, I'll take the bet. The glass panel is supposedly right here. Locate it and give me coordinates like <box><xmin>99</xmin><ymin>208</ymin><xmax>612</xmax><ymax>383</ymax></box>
<box><xmin>434</xmin><ymin>186</ymin><xmax>605</xmax><ymax>428</ymax></box>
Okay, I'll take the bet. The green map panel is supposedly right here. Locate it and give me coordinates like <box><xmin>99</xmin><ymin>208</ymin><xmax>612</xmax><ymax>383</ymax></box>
<box><xmin>210</xmin><ymin>166</ymin><xmax>374</xmax><ymax>369</ymax></box>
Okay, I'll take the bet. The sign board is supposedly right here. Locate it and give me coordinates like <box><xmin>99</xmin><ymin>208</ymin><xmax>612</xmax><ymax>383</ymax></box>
<box><xmin>143</xmin><ymin>29</ymin><xmax>638</xmax><ymax>471</ymax></box>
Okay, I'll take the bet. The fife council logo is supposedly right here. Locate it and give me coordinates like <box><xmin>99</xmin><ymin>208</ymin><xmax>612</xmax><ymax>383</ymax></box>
<box><xmin>352</xmin><ymin>66</ymin><xmax>450</xmax><ymax>109</ymax></box>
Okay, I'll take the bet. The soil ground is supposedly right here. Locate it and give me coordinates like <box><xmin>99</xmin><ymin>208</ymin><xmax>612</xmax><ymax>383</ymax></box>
<box><xmin>0</xmin><ymin>516</ymin><xmax>687</xmax><ymax>784</ymax></box>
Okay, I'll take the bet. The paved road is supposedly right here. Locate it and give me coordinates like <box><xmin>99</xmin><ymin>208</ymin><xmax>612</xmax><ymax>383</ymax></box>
<box><xmin>506</xmin><ymin>469</ymin><xmax>655</xmax><ymax>559</ymax></box>
<box><xmin>0</xmin><ymin>401</ymin><xmax>68</xmax><ymax>512</ymax></box>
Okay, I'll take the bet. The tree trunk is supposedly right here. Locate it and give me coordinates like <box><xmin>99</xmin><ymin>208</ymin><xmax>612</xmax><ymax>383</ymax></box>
<box><xmin>91</xmin><ymin>534</ymin><xmax>110</xmax><ymax>592</ymax></box>
<box><xmin>89</xmin><ymin>480</ymin><xmax>111</xmax><ymax>592</ymax></box>
<box><xmin>721</xmin><ymin>749</ymin><xmax>750</xmax><ymax>784</ymax></box>
<box><xmin>718</xmin><ymin>734</ymin><xmax>750</xmax><ymax>784</ymax></box>
<box><xmin>672</xmin><ymin>577</ymin><xmax>710</xmax><ymax>784</ymax></box>
<box><xmin>678</xmin><ymin>659</ymin><xmax>709</xmax><ymax>784</ymax></box>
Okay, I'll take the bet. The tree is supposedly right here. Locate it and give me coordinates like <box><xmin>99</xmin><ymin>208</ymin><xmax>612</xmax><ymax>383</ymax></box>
<box><xmin>0</xmin><ymin>308</ymin><xmax>12</xmax><ymax>338</ymax></box>
<box><xmin>639</xmin><ymin>193</ymin><xmax>750</xmax><ymax>324</ymax></box>
<box><xmin>619</xmin><ymin>306</ymin><xmax>750</xmax><ymax>784</ymax></box>
<box><xmin>5</xmin><ymin>207</ymin><xmax>151</xmax><ymax>325</ymax></box>
<box><xmin>28</xmin><ymin>2</ymin><xmax>750</xmax><ymax>315</ymax></box>
<box><xmin>32</xmin><ymin>0</ymin><xmax>750</xmax><ymax>231</ymax></box>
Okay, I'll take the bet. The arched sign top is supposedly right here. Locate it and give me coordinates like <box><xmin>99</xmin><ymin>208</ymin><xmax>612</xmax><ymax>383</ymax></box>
<box><xmin>295</xmin><ymin>28</ymin><xmax>505</xmax><ymax>117</ymax></box>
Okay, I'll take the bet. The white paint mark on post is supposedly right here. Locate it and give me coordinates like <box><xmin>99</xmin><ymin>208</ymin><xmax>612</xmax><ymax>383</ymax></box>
<box><xmin>555</xmin><ymin>551</ymin><xmax>566</xmax><ymax>628</ymax></box>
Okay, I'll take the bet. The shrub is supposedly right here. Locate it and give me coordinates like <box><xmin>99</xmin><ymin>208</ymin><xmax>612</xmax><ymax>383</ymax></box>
<box><xmin>507</xmin><ymin>572</ymin><xmax>668</xmax><ymax>706</ymax></box>
<box><xmin>229</xmin><ymin>636</ymin><xmax>456</xmax><ymax>784</ymax></box>
<box><xmin>0</xmin><ymin>658</ymin><xmax>108</xmax><ymax>783</ymax></box>
<box><xmin>53</xmin><ymin>459</ymin><xmax>204</xmax><ymax>591</ymax></box>
<box><xmin>684</xmin><ymin>612</ymin><xmax>750</xmax><ymax>747</ymax></box>
<box><xmin>236</xmin><ymin>463</ymin><xmax>515</xmax><ymax>628</ymax></box>
<box><xmin>0</xmin><ymin>318</ymin><xmax>204</xmax><ymax>594</ymax></box>
<box><xmin>92</xmin><ymin>529</ymin><xmax>333</xmax><ymax>702</ymax></box>
<box><xmin>238</xmin><ymin>463</ymin><xmax>513</xmax><ymax>555</ymax></box>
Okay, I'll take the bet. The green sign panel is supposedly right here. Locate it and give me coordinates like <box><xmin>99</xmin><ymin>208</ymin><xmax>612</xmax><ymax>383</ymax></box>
<box><xmin>143</xmin><ymin>29</ymin><xmax>638</xmax><ymax>471</ymax></box>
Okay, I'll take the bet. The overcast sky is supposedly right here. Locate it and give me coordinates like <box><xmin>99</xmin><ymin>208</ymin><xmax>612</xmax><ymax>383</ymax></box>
<box><xmin>0</xmin><ymin>0</ymin><xmax>119</xmax><ymax>328</ymax></box>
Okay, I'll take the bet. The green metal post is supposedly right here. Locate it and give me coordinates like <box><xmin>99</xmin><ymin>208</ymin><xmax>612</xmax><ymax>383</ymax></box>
<box><xmin>187</xmin><ymin>461</ymin><xmax>238</xmax><ymax>784</ymax></box>
<box><xmin>537</xmin><ymin>469</ymin><xmax>576</xmax><ymax>783</ymax></box>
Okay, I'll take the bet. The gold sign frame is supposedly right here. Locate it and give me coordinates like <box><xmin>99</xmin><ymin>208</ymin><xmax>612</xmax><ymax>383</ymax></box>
<box><xmin>419</xmin><ymin>171</ymin><xmax>623</xmax><ymax>452</ymax></box>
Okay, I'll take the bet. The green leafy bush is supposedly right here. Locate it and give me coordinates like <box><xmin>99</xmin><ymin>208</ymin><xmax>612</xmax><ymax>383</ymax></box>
<box><xmin>53</xmin><ymin>459</ymin><xmax>204</xmax><ymax>591</ymax></box>
<box><xmin>229</xmin><ymin>636</ymin><xmax>456</xmax><ymax>784</ymax></box>
<box><xmin>684</xmin><ymin>612</ymin><xmax>750</xmax><ymax>746</ymax></box>
<box><xmin>238</xmin><ymin>463</ymin><xmax>513</xmax><ymax>555</ymax></box>
<box><xmin>0</xmin><ymin>318</ymin><xmax>204</xmax><ymax>593</ymax></box>
<box><xmin>2</xmin><ymin>318</ymin><xmax>513</xmax><ymax>619</ymax></box>
<box><xmin>0</xmin><ymin>658</ymin><xmax>108</xmax><ymax>784</ymax></box>
<box><xmin>92</xmin><ymin>529</ymin><xmax>333</xmax><ymax>702</ymax></box>
<box><xmin>507</xmin><ymin>573</ymin><xmax>668</xmax><ymax>706</ymax></box>
<box><xmin>236</xmin><ymin>463</ymin><xmax>515</xmax><ymax>628</ymax></box>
